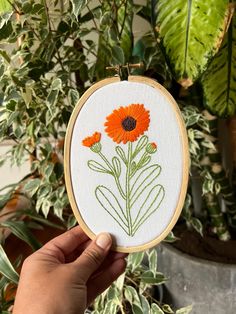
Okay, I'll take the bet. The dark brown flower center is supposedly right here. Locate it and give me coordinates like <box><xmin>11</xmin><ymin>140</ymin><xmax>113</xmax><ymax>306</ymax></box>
<box><xmin>122</xmin><ymin>116</ymin><xmax>137</xmax><ymax>131</ymax></box>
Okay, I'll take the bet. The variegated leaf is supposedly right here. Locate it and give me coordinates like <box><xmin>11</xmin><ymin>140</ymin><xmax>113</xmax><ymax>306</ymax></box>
<box><xmin>157</xmin><ymin>0</ymin><xmax>231</xmax><ymax>87</ymax></box>
<box><xmin>202</xmin><ymin>13</ymin><xmax>236</xmax><ymax>117</ymax></box>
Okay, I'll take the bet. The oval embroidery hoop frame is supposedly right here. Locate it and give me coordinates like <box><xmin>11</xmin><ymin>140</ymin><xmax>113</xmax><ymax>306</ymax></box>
<box><xmin>64</xmin><ymin>75</ymin><xmax>189</xmax><ymax>253</ymax></box>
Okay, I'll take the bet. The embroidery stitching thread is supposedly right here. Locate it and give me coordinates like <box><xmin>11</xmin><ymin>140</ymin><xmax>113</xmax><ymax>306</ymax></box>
<box><xmin>82</xmin><ymin>104</ymin><xmax>165</xmax><ymax>237</ymax></box>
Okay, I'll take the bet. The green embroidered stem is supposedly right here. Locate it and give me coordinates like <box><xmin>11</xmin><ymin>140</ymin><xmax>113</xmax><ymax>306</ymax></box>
<box><xmin>126</xmin><ymin>141</ymin><xmax>133</xmax><ymax>236</ymax></box>
<box><xmin>130</xmin><ymin>151</ymin><xmax>148</xmax><ymax>178</ymax></box>
<box><xmin>136</xmin><ymin>151</ymin><xmax>148</xmax><ymax>167</ymax></box>
<box><xmin>98</xmin><ymin>152</ymin><xmax>126</xmax><ymax>200</ymax></box>
<box><xmin>86</xmin><ymin>133</ymin><xmax>165</xmax><ymax>237</ymax></box>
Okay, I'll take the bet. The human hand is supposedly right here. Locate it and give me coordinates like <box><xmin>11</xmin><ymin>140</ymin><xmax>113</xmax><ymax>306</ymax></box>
<box><xmin>13</xmin><ymin>226</ymin><xmax>127</xmax><ymax>314</ymax></box>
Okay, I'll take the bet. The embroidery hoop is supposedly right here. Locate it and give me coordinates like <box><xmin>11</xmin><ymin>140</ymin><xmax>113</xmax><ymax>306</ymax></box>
<box><xmin>64</xmin><ymin>75</ymin><xmax>189</xmax><ymax>253</ymax></box>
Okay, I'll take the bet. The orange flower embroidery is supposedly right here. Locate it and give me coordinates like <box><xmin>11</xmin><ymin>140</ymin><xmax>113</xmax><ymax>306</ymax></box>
<box><xmin>105</xmin><ymin>104</ymin><xmax>150</xmax><ymax>144</ymax></box>
<box><xmin>82</xmin><ymin>132</ymin><xmax>101</xmax><ymax>147</ymax></box>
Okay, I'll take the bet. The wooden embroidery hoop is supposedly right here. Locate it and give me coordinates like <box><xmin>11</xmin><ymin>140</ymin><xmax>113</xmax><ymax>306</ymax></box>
<box><xmin>64</xmin><ymin>75</ymin><xmax>189</xmax><ymax>253</ymax></box>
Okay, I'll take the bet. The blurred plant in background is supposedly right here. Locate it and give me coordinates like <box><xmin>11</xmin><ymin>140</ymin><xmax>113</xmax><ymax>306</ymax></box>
<box><xmin>0</xmin><ymin>0</ymin><xmax>235</xmax><ymax>313</ymax></box>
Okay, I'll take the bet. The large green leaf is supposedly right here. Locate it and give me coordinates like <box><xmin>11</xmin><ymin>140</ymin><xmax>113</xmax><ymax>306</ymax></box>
<box><xmin>202</xmin><ymin>13</ymin><xmax>236</xmax><ymax>117</ymax></box>
<box><xmin>0</xmin><ymin>0</ymin><xmax>11</xmax><ymax>13</ymax></box>
<box><xmin>0</xmin><ymin>245</ymin><xmax>19</xmax><ymax>284</ymax></box>
<box><xmin>157</xmin><ymin>0</ymin><xmax>231</xmax><ymax>87</ymax></box>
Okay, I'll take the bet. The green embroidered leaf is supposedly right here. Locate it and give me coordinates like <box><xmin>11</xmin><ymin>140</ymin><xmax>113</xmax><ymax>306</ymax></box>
<box><xmin>95</xmin><ymin>186</ymin><xmax>128</xmax><ymax>234</ymax></box>
<box><xmin>0</xmin><ymin>245</ymin><xmax>19</xmax><ymax>284</ymax></box>
<box><xmin>157</xmin><ymin>0</ymin><xmax>231</xmax><ymax>87</ymax></box>
<box><xmin>202</xmin><ymin>14</ymin><xmax>236</xmax><ymax>117</ymax></box>
<box><xmin>132</xmin><ymin>185</ymin><xmax>165</xmax><ymax>234</ymax></box>
<box><xmin>112</xmin><ymin>157</ymin><xmax>121</xmax><ymax>177</ymax></box>
<box><xmin>132</xmin><ymin>135</ymin><xmax>148</xmax><ymax>158</ymax></box>
<box><xmin>130</xmin><ymin>165</ymin><xmax>161</xmax><ymax>204</ymax></box>
<box><xmin>116</xmin><ymin>146</ymin><xmax>127</xmax><ymax>164</ymax></box>
<box><xmin>130</xmin><ymin>161</ymin><xmax>137</xmax><ymax>175</ymax></box>
<box><xmin>87</xmin><ymin>160</ymin><xmax>111</xmax><ymax>174</ymax></box>
<box><xmin>138</xmin><ymin>155</ymin><xmax>151</xmax><ymax>169</ymax></box>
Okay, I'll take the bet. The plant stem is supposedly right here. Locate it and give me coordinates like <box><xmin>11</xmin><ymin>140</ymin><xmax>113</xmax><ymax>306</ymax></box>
<box><xmin>201</xmin><ymin>111</ymin><xmax>231</xmax><ymax>239</ymax></box>
<box><xmin>126</xmin><ymin>142</ymin><xmax>132</xmax><ymax>235</ymax></box>
<box><xmin>130</xmin><ymin>151</ymin><xmax>148</xmax><ymax>178</ymax></box>
<box><xmin>118</xmin><ymin>0</ymin><xmax>128</xmax><ymax>38</ymax></box>
<box><xmin>204</xmin><ymin>192</ymin><xmax>229</xmax><ymax>240</ymax></box>
<box><xmin>98</xmin><ymin>152</ymin><xmax>126</xmax><ymax>200</ymax></box>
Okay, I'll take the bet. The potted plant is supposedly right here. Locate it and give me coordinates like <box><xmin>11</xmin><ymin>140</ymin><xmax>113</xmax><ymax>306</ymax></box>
<box><xmin>142</xmin><ymin>1</ymin><xmax>236</xmax><ymax>314</ymax></box>
<box><xmin>0</xmin><ymin>1</ymin><xmax>193</xmax><ymax>313</ymax></box>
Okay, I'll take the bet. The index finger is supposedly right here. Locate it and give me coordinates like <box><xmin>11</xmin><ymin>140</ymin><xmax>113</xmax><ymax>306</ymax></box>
<box><xmin>42</xmin><ymin>226</ymin><xmax>89</xmax><ymax>260</ymax></box>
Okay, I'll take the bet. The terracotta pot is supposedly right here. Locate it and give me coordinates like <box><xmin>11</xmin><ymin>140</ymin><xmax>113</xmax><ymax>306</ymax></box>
<box><xmin>157</xmin><ymin>243</ymin><xmax>236</xmax><ymax>314</ymax></box>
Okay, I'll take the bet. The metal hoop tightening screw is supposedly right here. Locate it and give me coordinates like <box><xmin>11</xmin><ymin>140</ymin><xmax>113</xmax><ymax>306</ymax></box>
<box><xmin>106</xmin><ymin>62</ymin><xmax>144</xmax><ymax>78</ymax></box>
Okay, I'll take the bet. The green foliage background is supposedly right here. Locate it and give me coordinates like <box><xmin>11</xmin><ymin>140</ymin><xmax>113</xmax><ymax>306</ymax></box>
<box><xmin>0</xmin><ymin>0</ymin><xmax>235</xmax><ymax>313</ymax></box>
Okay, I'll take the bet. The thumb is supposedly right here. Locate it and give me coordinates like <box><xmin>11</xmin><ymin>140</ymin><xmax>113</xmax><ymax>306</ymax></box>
<box><xmin>73</xmin><ymin>233</ymin><xmax>112</xmax><ymax>282</ymax></box>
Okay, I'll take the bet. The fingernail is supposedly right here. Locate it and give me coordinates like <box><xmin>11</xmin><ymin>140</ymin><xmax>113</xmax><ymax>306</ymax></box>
<box><xmin>96</xmin><ymin>233</ymin><xmax>112</xmax><ymax>249</ymax></box>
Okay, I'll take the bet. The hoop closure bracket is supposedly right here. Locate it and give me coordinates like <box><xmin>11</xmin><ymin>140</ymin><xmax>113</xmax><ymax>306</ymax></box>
<box><xmin>106</xmin><ymin>62</ymin><xmax>144</xmax><ymax>79</ymax></box>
